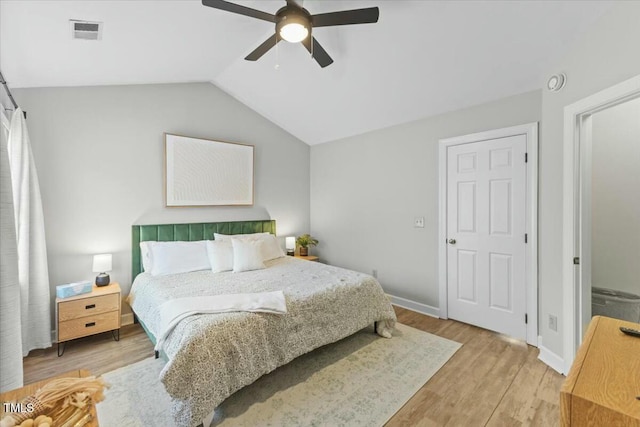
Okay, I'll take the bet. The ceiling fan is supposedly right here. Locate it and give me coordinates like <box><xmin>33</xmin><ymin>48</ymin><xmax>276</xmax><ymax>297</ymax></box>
<box><xmin>202</xmin><ymin>0</ymin><xmax>379</xmax><ymax>68</ymax></box>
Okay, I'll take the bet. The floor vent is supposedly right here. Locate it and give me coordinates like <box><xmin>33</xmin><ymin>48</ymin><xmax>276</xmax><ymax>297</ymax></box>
<box><xmin>70</xmin><ymin>20</ymin><xmax>103</xmax><ymax>41</ymax></box>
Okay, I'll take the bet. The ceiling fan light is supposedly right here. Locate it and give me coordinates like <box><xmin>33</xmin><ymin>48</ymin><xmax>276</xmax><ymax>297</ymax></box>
<box><xmin>279</xmin><ymin>22</ymin><xmax>308</xmax><ymax>43</ymax></box>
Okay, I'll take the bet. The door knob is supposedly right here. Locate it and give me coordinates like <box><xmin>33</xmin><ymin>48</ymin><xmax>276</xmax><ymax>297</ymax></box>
<box><xmin>448</xmin><ymin>239</ymin><xmax>456</xmax><ymax>244</ymax></box>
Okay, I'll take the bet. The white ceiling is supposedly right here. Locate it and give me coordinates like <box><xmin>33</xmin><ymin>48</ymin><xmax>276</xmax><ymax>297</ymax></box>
<box><xmin>0</xmin><ymin>1</ymin><xmax>614</xmax><ymax>145</ymax></box>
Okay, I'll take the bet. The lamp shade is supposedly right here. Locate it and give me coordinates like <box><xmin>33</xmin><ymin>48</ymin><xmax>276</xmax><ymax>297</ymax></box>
<box><xmin>92</xmin><ymin>254</ymin><xmax>112</xmax><ymax>273</ymax></box>
<box><xmin>285</xmin><ymin>237</ymin><xmax>296</xmax><ymax>250</ymax></box>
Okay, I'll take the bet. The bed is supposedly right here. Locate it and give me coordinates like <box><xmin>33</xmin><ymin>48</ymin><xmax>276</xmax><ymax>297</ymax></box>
<box><xmin>127</xmin><ymin>220</ymin><xmax>397</xmax><ymax>427</ymax></box>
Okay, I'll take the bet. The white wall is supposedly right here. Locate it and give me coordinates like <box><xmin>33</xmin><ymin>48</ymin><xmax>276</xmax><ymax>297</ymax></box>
<box><xmin>538</xmin><ymin>2</ymin><xmax>640</xmax><ymax>356</ymax></box>
<box><xmin>14</xmin><ymin>82</ymin><xmax>310</xmax><ymax>317</ymax></box>
<box><xmin>310</xmin><ymin>90</ymin><xmax>541</xmax><ymax>309</ymax></box>
<box><xmin>591</xmin><ymin>97</ymin><xmax>640</xmax><ymax>295</ymax></box>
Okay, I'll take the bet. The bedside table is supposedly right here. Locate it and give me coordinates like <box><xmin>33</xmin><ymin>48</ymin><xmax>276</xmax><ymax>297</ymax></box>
<box><xmin>294</xmin><ymin>255</ymin><xmax>319</xmax><ymax>262</ymax></box>
<box><xmin>56</xmin><ymin>282</ymin><xmax>121</xmax><ymax>357</ymax></box>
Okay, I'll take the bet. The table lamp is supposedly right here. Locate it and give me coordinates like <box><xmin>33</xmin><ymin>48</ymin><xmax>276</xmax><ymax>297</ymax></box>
<box><xmin>285</xmin><ymin>236</ymin><xmax>295</xmax><ymax>256</ymax></box>
<box><xmin>93</xmin><ymin>253</ymin><xmax>112</xmax><ymax>287</ymax></box>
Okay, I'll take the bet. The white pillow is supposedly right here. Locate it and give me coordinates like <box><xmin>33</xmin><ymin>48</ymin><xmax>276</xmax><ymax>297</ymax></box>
<box><xmin>232</xmin><ymin>239</ymin><xmax>266</xmax><ymax>273</ymax></box>
<box><xmin>214</xmin><ymin>232</ymin><xmax>284</xmax><ymax>261</ymax></box>
<box><xmin>206</xmin><ymin>240</ymin><xmax>234</xmax><ymax>273</ymax></box>
<box><xmin>149</xmin><ymin>240</ymin><xmax>211</xmax><ymax>276</ymax></box>
<box><xmin>140</xmin><ymin>242</ymin><xmax>153</xmax><ymax>272</ymax></box>
<box><xmin>257</xmin><ymin>234</ymin><xmax>285</xmax><ymax>261</ymax></box>
<box><xmin>214</xmin><ymin>232</ymin><xmax>270</xmax><ymax>240</ymax></box>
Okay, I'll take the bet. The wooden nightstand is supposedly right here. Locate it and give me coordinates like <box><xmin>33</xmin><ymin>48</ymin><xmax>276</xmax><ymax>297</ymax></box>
<box><xmin>294</xmin><ymin>255</ymin><xmax>319</xmax><ymax>262</ymax></box>
<box><xmin>56</xmin><ymin>282</ymin><xmax>121</xmax><ymax>357</ymax></box>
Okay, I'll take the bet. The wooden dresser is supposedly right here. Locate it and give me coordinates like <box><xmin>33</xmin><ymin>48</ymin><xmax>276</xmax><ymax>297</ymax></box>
<box><xmin>56</xmin><ymin>283</ymin><xmax>121</xmax><ymax>356</ymax></box>
<box><xmin>560</xmin><ymin>316</ymin><xmax>640</xmax><ymax>426</ymax></box>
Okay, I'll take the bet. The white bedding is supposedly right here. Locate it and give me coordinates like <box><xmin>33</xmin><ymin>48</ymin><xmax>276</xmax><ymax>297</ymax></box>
<box><xmin>155</xmin><ymin>291</ymin><xmax>288</xmax><ymax>352</ymax></box>
<box><xmin>128</xmin><ymin>256</ymin><xmax>397</xmax><ymax>427</ymax></box>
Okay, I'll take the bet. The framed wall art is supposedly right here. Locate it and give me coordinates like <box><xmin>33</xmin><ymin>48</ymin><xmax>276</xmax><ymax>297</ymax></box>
<box><xmin>165</xmin><ymin>133</ymin><xmax>254</xmax><ymax>206</ymax></box>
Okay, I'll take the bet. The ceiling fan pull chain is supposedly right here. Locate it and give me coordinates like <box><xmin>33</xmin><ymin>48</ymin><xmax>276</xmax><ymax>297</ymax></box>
<box><xmin>275</xmin><ymin>37</ymin><xmax>280</xmax><ymax>70</ymax></box>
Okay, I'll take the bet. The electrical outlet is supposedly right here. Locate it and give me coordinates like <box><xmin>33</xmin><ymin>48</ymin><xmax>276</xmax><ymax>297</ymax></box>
<box><xmin>372</xmin><ymin>269</ymin><xmax>378</xmax><ymax>278</ymax></box>
<box><xmin>549</xmin><ymin>314</ymin><xmax>558</xmax><ymax>332</ymax></box>
<box><xmin>414</xmin><ymin>217</ymin><xmax>425</xmax><ymax>228</ymax></box>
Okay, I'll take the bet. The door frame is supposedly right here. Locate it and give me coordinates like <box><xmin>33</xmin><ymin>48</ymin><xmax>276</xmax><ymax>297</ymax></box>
<box><xmin>562</xmin><ymin>74</ymin><xmax>640</xmax><ymax>373</ymax></box>
<box><xmin>438</xmin><ymin>123</ymin><xmax>539</xmax><ymax>346</ymax></box>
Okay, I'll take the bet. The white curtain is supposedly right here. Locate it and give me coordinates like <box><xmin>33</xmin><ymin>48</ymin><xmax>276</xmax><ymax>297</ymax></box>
<box><xmin>7</xmin><ymin>108</ymin><xmax>52</xmax><ymax>356</ymax></box>
<box><xmin>0</xmin><ymin>109</ymin><xmax>23</xmax><ymax>391</ymax></box>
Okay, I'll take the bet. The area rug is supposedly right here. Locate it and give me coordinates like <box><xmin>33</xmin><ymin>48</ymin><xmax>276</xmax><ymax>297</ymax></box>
<box><xmin>97</xmin><ymin>323</ymin><xmax>461</xmax><ymax>426</ymax></box>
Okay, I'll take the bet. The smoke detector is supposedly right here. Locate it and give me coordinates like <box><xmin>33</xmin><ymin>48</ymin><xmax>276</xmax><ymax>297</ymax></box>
<box><xmin>70</xmin><ymin>20</ymin><xmax>103</xmax><ymax>41</ymax></box>
<box><xmin>547</xmin><ymin>73</ymin><xmax>566</xmax><ymax>92</ymax></box>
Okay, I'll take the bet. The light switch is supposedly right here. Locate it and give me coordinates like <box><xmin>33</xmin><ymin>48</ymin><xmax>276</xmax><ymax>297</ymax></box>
<box><xmin>414</xmin><ymin>217</ymin><xmax>425</xmax><ymax>228</ymax></box>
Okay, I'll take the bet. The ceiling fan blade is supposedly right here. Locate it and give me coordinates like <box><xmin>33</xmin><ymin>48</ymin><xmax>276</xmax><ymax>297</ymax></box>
<box><xmin>311</xmin><ymin>7</ymin><xmax>379</xmax><ymax>28</ymax></box>
<box><xmin>202</xmin><ymin>0</ymin><xmax>277</xmax><ymax>23</ymax></box>
<box><xmin>245</xmin><ymin>34</ymin><xmax>281</xmax><ymax>61</ymax></box>
<box><xmin>302</xmin><ymin>36</ymin><xmax>334</xmax><ymax>68</ymax></box>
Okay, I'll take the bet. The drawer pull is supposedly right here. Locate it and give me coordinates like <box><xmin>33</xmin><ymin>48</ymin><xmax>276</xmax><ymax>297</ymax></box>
<box><xmin>85</xmin><ymin>304</ymin><xmax>96</xmax><ymax>310</ymax></box>
<box><xmin>85</xmin><ymin>322</ymin><xmax>96</xmax><ymax>328</ymax></box>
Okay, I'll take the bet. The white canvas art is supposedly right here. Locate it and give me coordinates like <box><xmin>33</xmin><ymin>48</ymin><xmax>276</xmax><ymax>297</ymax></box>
<box><xmin>165</xmin><ymin>134</ymin><xmax>254</xmax><ymax>206</ymax></box>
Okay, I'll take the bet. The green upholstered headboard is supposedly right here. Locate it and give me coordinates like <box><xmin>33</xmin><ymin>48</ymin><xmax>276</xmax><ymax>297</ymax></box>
<box><xmin>131</xmin><ymin>220</ymin><xmax>276</xmax><ymax>279</ymax></box>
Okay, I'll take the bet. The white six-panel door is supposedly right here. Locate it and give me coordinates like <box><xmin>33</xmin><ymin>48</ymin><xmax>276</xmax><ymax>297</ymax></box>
<box><xmin>446</xmin><ymin>135</ymin><xmax>527</xmax><ymax>340</ymax></box>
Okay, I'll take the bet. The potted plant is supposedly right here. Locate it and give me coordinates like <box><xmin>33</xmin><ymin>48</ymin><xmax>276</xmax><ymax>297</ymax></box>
<box><xmin>296</xmin><ymin>234</ymin><xmax>318</xmax><ymax>256</ymax></box>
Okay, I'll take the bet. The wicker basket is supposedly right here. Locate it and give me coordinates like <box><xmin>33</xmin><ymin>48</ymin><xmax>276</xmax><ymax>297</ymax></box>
<box><xmin>0</xmin><ymin>376</ymin><xmax>106</xmax><ymax>427</ymax></box>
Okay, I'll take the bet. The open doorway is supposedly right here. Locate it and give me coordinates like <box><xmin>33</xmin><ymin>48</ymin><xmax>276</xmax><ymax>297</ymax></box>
<box><xmin>589</xmin><ymin>98</ymin><xmax>640</xmax><ymax>323</ymax></box>
<box><xmin>562</xmin><ymin>75</ymin><xmax>640</xmax><ymax>373</ymax></box>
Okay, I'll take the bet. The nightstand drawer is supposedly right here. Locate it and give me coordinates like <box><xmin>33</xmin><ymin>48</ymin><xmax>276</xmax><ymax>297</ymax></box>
<box><xmin>58</xmin><ymin>310</ymin><xmax>120</xmax><ymax>342</ymax></box>
<box><xmin>58</xmin><ymin>293</ymin><xmax>120</xmax><ymax>321</ymax></box>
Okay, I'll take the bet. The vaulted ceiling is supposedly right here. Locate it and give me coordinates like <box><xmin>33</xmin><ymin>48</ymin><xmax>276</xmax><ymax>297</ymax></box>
<box><xmin>0</xmin><ymin>1</ymin><xmax>614</xmax><ymax>144</ymax></box>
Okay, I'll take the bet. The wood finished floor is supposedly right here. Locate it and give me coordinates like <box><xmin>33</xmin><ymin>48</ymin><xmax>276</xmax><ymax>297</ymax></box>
<box><xmin>23</xmin><ymin>306</ymin><xmax>565</xmax><ymax>426</ymax></box>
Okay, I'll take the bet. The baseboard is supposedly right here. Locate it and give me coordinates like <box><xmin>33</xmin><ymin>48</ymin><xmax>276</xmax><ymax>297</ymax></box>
<box><xmin>387</xmin><ymin>294</ymin><xmax>440</xmax><ymax>318</ymax></box>
<box><xmin>537</xmin><ymin>335</ymin><xmax>566</xmax><ymax>375</ymax></box>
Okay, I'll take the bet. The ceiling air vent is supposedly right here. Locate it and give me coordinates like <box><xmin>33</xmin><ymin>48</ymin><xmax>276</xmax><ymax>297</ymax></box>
<box><xmin>70</xmin><ymin>20</ymin><xmax>103</xmax><ymax>41</ymax></box>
